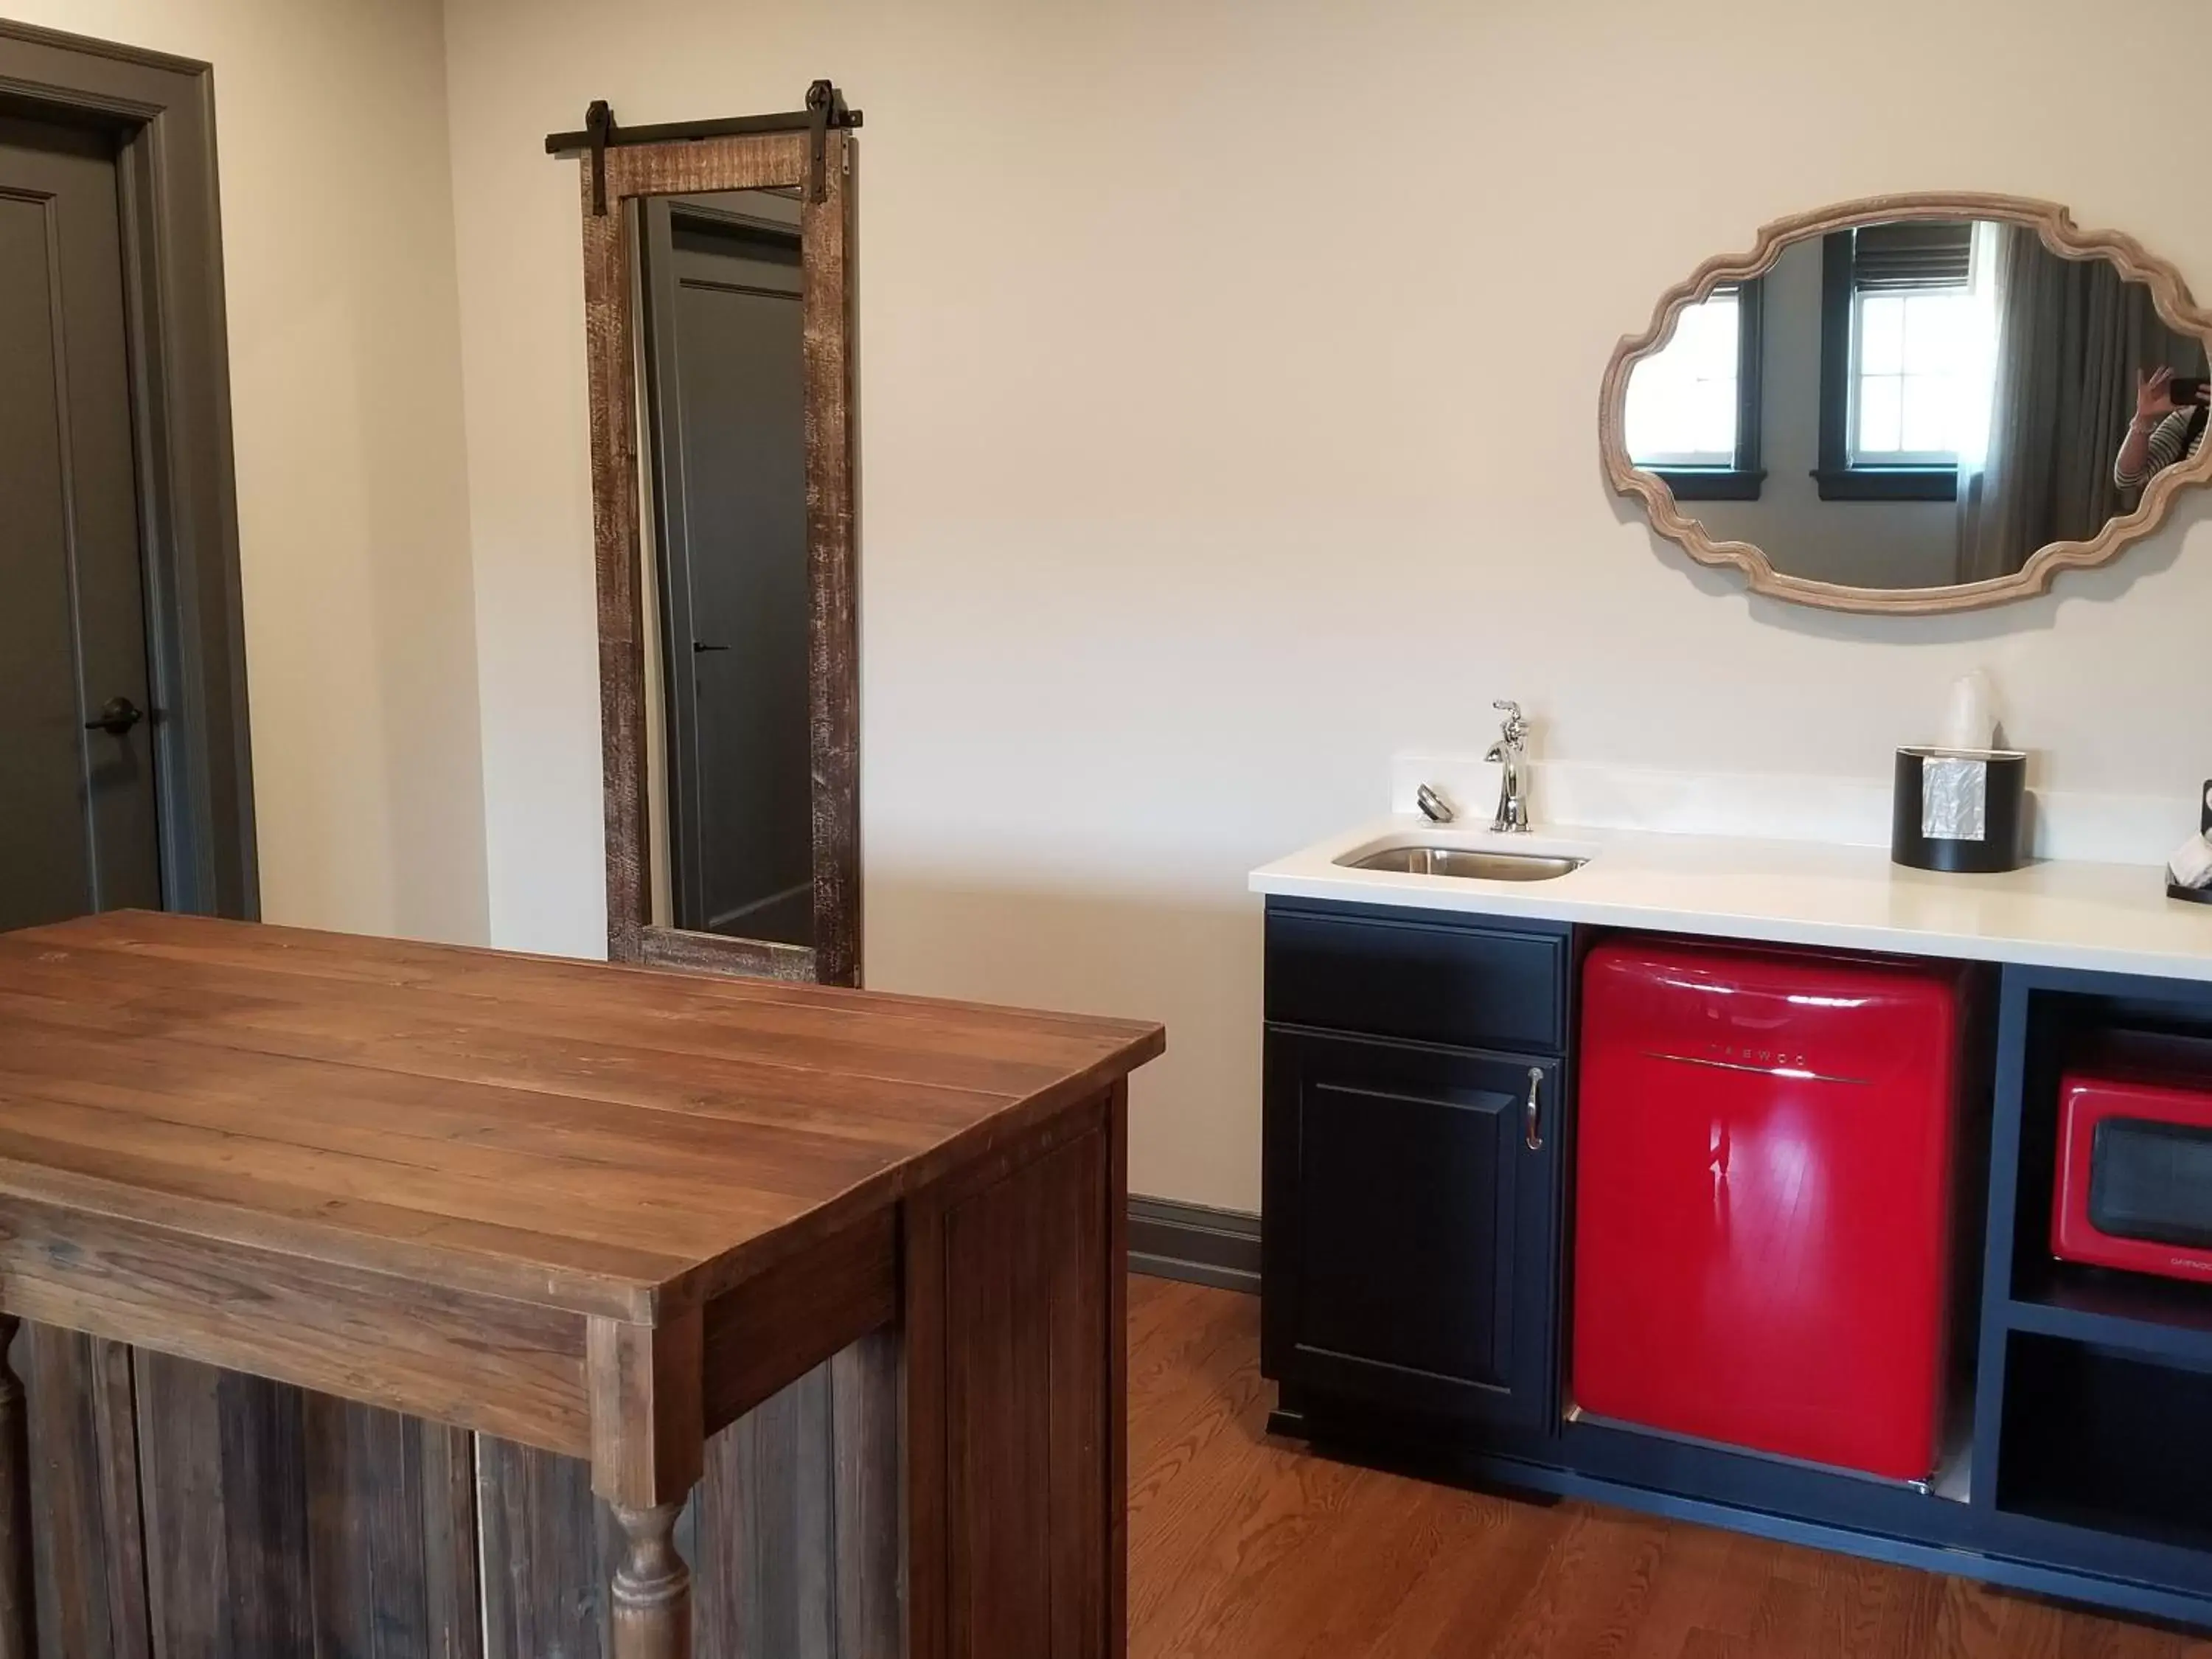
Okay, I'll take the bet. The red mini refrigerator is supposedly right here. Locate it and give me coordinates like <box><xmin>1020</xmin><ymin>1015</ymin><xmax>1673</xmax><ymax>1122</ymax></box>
<box><xmin>1573</xmin><ymin>939</ymin><xmax>1968</xmax><ymax>1483</ymax></box>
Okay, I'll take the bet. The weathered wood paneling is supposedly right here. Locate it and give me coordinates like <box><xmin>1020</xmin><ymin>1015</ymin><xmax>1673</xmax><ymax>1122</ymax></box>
<box><xmin>939</xmin><ymin>1130</ymin><xmax>1111</xmax><ymax>1659</ymax></box>
<box><xmin>23</xmin><ymin>1325</ymin><xmax>128</xmax><ymax>1659</ymax></box>
<box><xmin>0</xmin><ymin>1323</ymin><xmax>909</xmax><ymax>1659</ymax></box>
<box><xmin>135</xmin><ymin>1353</ymin><xmax>314</xmax><ymax>1658</ymax></box>
<box><xmin>16</xmin><ymin>1341</ymin><xmax>483</xmax><ymax>1659</ymax></box>
<box><xmin>303</xmin><ymin>1397</ymin><xmax>481</xmax><ymax>1659</ymax></box>
<box><xmin>826</xmin><ymin>1332</ymin><xmax>901</xmax><ymax>1659</ymax></box>
<box><xmin>693</xmin><ymin>1367</ymin><xmax>833</xmax><ymax>1659</ymax></box>
<box><xmin>478</xmin><ymin>1436</ymin><xmax>614</xmax><ymax>1659</ymax></box>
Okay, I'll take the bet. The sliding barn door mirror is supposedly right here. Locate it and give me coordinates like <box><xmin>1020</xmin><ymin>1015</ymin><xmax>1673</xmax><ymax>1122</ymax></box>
<box><xmin>549</xmin><ymin>88</ymin><xmax>860</xmax><ymax>984</ymax></box>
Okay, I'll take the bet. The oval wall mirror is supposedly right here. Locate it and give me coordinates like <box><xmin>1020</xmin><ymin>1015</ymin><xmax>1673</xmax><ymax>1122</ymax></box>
<box><xmin>1600</xmin><ymin>194</ymin><xmax>2212</xmax><ymax>613</ymax></box>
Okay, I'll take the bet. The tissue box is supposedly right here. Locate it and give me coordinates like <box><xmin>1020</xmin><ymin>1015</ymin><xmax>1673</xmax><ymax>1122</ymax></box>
<box><xmin>1891</xmin><ymin>747</ymin><xmax>2027</xmax><ymax>873</ymax></box>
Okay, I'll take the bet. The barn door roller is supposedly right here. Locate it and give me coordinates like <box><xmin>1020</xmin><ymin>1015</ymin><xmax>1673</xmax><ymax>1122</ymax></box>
<box><xmin>546</xmin><ymin>83</ymin><xmax>864</xmax><ymax>214</ymax></box>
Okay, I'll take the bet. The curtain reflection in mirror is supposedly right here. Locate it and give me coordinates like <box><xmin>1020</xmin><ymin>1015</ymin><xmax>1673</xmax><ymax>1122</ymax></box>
<box><xmin>1959</xmin><ymin>224</ymin><xmax>2205</xmax><ymax>582</ymax></box>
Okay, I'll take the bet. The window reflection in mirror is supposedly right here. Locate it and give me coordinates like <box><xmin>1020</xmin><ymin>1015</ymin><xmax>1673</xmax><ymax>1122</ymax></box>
<box><xmin>1845</xmin><ymin>222</ymin><xmax>1988</xmax><ymax>465</ymax></box>
<box><xmin>1626</xmin><ymin>217</ymin><xmax>2209</xmax><ymax>591</ymax></box>
<box><xmin>1624</xmin><ymin>286</ymin><xmax>1748</xmax><ymax>468</ymax></box>
<box><xmin>634</xmin><ymin>188</ymin><xmax>812</xmax><ymax>945</ymax></box>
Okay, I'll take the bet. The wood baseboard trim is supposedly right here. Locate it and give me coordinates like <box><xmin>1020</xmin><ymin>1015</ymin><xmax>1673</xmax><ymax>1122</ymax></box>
<box><xmin>1127</xmin><ymin>1197</ymin><xmax>1259</xmax><ymax>1295</ymax></box>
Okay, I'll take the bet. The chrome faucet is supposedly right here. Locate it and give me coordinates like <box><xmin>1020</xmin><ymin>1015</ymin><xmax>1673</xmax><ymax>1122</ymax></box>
<box><xmin>1484</xmin><ymin>700</ymin><xmax>1531</xmax><ymax>833</ymax></box>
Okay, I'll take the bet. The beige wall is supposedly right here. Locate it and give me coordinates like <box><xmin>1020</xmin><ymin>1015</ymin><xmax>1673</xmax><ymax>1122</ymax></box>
<box><xmin>10</xmin><ymin>0</ymin><xmax>488</xmax><ymax>943</ymax></box>
<box><xmin>442</xmin><ymin>0</ymin><xmax>2212</xmax><ymax>1212</ymax></box>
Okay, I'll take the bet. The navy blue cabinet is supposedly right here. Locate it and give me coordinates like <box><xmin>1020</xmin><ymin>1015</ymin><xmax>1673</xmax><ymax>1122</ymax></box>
<box><xmin>1261</xmin><ymin>903</ymin><xmax>2212</xmax><ymax>1631</ymax></box>
<box><xmin>1261</xmin><ymin>901</ymin><xmax>1571</xmax><ymax>1436</ymax></box>
<box><xmin>1262</xmin><ymin>1029</ymin><xmax>1562</xmax><ymax>1430</ymax></box>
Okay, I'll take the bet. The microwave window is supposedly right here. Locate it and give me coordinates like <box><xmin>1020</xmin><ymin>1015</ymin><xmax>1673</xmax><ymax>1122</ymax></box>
<box><xmin>2088</xmin><ymin>1117</ymin><xmax>2212</xmax><ymax>1251</ymax></box>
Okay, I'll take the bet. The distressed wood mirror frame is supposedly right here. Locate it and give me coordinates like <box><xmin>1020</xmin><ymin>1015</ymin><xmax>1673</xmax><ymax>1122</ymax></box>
<box><xmin>570</xmin><ymin>125</ymin><xmax>860</xmax><ymax>984</ymax></box>
<box><xmin>1599</xmin><ymin>192</ymin><xmax>2212</xmax><ymax>615</ymax></box>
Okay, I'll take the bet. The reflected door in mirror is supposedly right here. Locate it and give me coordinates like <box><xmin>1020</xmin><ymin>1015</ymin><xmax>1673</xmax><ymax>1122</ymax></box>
<box><xmin>640</xmin><ymin>190</ymin><xmax>813</xmax><ymax>945</ymax></box>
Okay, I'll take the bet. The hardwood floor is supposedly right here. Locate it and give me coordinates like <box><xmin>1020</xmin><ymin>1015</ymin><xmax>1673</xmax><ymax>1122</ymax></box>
<box><xmin>1125</xmin><ymin>1276</ymin><xmax>2211</xmax><ymax>1659</ymax></box>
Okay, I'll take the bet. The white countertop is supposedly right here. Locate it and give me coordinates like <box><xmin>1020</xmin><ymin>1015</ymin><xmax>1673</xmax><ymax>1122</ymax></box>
<box><xmin>1250</xmin><ymin>818</ymin><xmax>2212</xmax><ymax>983</ymax></box>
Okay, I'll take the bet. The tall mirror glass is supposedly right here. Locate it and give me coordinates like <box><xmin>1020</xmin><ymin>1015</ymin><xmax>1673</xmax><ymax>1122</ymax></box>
<box><xmin>1602</xmin><ymin>198</ymin><xmax>2212</xmax><ymax>613</ymax></box>
<box><xmin>635</xmin><ymin>189</ymin><xmax>813</xmax><ymax>947</ymax></box>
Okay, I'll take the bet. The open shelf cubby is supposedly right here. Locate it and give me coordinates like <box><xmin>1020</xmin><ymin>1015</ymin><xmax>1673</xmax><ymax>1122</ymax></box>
<box><xmin>1994</xmin><ymin>1331</ymin><xmax>2212</xmax><ymax>1555</ymax></box>
<box><xmin>1976</xmin><ymin>967</ymin><xmax>2212</xmax><ymax>1576</ymax></box>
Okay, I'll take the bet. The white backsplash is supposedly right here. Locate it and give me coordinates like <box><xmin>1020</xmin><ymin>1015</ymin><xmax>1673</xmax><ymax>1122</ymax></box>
<box><xmin>1391</xmin><ymin>753</ymin><xmax>2192</xmax><ymax>867</ymax></box>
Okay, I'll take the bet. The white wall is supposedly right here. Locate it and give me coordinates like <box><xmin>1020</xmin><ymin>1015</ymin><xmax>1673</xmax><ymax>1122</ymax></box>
<box><xmin>441</xmin><ymin>0</ymin><xmax>2212</xmax><ymax>1213</ymax></box>
<box><xmin>10</xmin><ymin>0</ymin><xmax>488</xmax><ymax>943</ymax></box>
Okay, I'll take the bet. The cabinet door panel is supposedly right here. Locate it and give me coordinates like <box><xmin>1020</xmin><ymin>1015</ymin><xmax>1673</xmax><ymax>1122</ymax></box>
<box><xmin>1264</xmin><ymin>1029</ymin><xmax>1560</xmax><ymax>1431</ymax></box>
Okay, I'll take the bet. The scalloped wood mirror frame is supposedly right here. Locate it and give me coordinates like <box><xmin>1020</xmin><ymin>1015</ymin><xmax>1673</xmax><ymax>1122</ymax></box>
<box><xmin>1599</xmin><ymin>192</ymin><xmax>2212</xmax><ymax>615</ymax></box>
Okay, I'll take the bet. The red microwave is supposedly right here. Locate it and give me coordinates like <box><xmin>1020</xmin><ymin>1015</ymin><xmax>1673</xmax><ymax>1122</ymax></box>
<box><xmin>2051</xmin><ymin>1040</ymin><xmax>2212</xmax><ymax>1286</ymax></box>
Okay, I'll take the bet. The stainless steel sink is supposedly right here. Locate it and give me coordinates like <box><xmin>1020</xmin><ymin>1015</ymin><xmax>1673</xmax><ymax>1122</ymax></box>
<box><xmin>1340</xmin><ymin>845</ymin><xmax>1587</xmax><ymax>881</ymax></box>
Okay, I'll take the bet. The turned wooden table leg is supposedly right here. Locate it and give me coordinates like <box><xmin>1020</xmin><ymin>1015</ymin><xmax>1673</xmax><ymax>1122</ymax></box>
<box><xmin>0</xmin><ymin>1316</ymin><xmax>37</xmax><ymax>1659</ymax></box>
<box><xmin>610</xmin><ymin>1500</ymin><xmax>691</xmax><ymax>1659</ymax></box>
<box><xmin>588</xmin><ymin>1308</ymin><xmax>703</xmax><ymax>1659</ymax></box>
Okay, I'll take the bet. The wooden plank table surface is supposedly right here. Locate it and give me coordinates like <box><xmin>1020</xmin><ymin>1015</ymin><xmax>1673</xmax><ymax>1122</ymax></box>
<box><xmin>0</xmin><ymin>911</ymin><xmax>1165</xmax><ymax>1658</ymax></box>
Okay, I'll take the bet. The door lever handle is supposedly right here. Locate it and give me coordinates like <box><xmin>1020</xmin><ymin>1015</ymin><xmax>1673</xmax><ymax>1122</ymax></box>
<box><xmin>1523</xmin><ymin>1067</ymin><xmax>1545</xmax><ymax>1151</ymax></box>
<box><xmin>691</xmin><ymin>641</ymin><xmax>730</xmax><ymax>653</ymax></box>
<box><xmin>84</xmin><ymin>696</ymin><xmax>145</xmax><ymax>736</ymax></box>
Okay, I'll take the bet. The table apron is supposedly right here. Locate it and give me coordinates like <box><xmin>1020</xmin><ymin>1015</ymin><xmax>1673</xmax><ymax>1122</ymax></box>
<box><xmin>0</xmin><ymin>1196</ymin><xmax>594</xmax><ymax>1457</ymax></box>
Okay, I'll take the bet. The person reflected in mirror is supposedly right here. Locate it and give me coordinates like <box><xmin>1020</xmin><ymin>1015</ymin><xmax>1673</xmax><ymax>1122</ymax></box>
<box><xmin>2114</xmin><ymin>366</ymin><xmax>2209</xmax><ymax>490</ymax></box>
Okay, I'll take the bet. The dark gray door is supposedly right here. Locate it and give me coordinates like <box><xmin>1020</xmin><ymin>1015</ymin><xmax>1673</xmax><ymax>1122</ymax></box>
<box><xmin>0</xmin><ymin>114</ymin><xmax>159</xmax><ymax>932</ymax></box>
<box><xmin>641</xmin><ymin>195</ymin><xmax>813</xmax><ymax>945</ymax></box>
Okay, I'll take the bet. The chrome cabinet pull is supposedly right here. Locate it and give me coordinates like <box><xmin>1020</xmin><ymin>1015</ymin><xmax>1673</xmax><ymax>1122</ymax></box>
<box><xmin>1523</xmin><ymin>1067</ymin><xmax>1544</xmax><ymax>1151</ymax></box>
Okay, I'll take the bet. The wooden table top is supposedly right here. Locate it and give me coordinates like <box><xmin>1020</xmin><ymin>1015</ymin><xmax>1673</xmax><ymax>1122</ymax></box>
<box><xmin>0</xmin><ymin>913</ymin><xmax>1162</xmax><ymax>1324</ymax></box>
